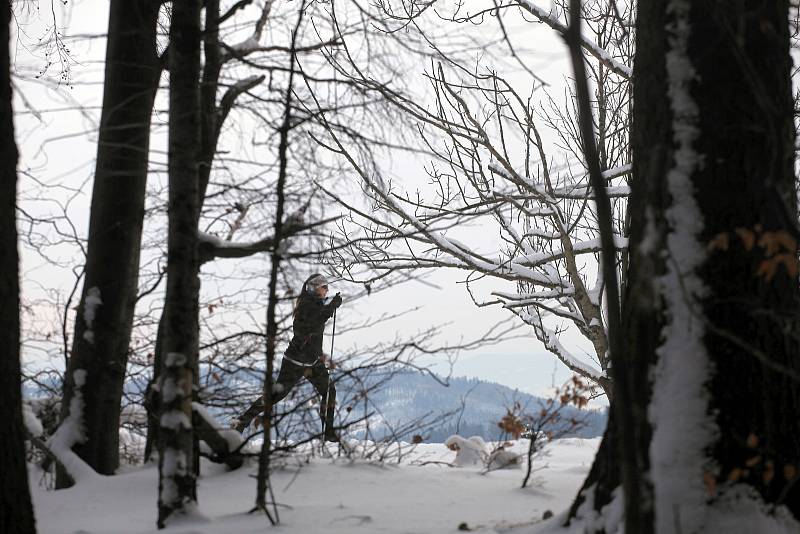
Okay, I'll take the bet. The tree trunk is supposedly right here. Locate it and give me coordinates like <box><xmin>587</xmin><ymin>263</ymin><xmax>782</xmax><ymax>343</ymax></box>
<box><xmin>58</xmin><ymin>0</ymin><xmax>160</xmax><ymax>483</ymax></box>
<box><xmin>690</xmin><ymin>0</ymin><xmax>800</xmax><ymax>516</ymax></box>
<box><xmin>156</xmin><ymin>0</ymin><xmax>202</xmax><ymax>526</ymax></box>
<box><xmin>564</xmin><ymin>408</ymin><xmax>621</xmax><ymax>524</ymax></box>
<box><xmin>0</xmin><ymin>1</ymin><xmax>37</xmax><ymax>531</ymax></box>
<box><xmin>253</xmin><ymin>10</ymin><xmax>302</xmax><ymax>518</ymax></box>
<box><xmin>627</xmin><ymin>0</ymin><xmax>800</xmax><ymax>526</ymax></box>
<box><xmin>569</xmin><ymin>1</ymin><xmax>800</xmax><ymax>531</ymax></box>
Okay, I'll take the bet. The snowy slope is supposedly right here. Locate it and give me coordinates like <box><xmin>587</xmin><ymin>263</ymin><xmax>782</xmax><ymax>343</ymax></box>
<box><xmin>30</xmin><ymin>438</ymin><xmax>599</xmax><ymax>534</ymax></box>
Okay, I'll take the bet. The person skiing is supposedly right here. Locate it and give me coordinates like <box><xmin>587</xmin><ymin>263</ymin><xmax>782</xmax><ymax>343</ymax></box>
<box><xmin>234</xmin><ymin>273</ymin><xmax>342</xmax><ymax>442</ymax></box>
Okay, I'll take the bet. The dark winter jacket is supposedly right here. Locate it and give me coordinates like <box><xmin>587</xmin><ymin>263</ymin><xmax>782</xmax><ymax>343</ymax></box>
<box><xmin>284</xmin><ymin>293</ymin><xmax>338</xmax><ymax>364</ymax></box>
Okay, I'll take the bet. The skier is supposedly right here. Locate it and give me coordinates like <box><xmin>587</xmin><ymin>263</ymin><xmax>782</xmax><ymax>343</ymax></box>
<box><xmin>234</xmin><ymin>273</ymin><xmax>342</xmax><ymax>442</ymax></box>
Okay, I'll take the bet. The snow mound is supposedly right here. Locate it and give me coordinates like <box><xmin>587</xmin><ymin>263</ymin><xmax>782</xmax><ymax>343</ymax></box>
<box><xmin>486</xmin><ymin>448</ymin><xmax>522</xmax><ymax>470</ymax></box>
<box><xmin>445</xmin><ymin>434</ymin><xmax>489</xmax><ymax>466</ymax></box>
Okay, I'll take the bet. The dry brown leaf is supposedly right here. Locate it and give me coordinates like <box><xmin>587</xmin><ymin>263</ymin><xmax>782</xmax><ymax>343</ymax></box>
<box><xmin>763</xmin><ymin>461</ymin><xmax>775</xmax><ymax>485</ymax></box>
<box><xmin>735</xmin><ymin>228</ymin><xmax>756</xmax><ymax>250</ymax></box>
<box><xmin>756</xmin><ymin>254</ymin><xmax>799</xmax><ymax>281</ymax></box>
<box><xmin>704</xmin><ymin>471</ymin><xmax>717</xmax><ymax>497</ymax></box>
<box><xmin>728</xmin><ymin>467</ymin><xmax>744</xmax><ymax>482</ymax></box>
<box><xmin>758</xmin><ymin>230</ymin><xmax>797</xmax><ymax>256</ymax></box>
<box><xmin>756</xmin><ymin>259</ymin><xmax>778</xmax><ymax>281</ymax></box>
<box><xmin>708</xmin><ymin>232</ymin><xmax>730</xmax><ymax>251</ymax></box>
<box><xmin>784</xmin><ymin>464</ymin><xmax>797</xmax><ymax>481</ymax></box>
<box><xmin>745</xmin><ymin>455</ymin><xmax>762</xmax><ymax>468</ymax></box>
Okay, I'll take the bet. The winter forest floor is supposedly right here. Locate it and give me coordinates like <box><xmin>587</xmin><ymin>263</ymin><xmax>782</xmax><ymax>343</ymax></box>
<box><xmin>29</xmin><ymin>438</ymin><xmax>599</xmax><ymax>534</ymax></box>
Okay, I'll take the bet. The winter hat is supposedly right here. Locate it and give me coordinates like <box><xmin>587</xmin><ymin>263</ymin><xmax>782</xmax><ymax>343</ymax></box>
<box><xmin>305</xmin><ymin>273</ymin><xmax>329</xmax><ymax>293</ymax></box>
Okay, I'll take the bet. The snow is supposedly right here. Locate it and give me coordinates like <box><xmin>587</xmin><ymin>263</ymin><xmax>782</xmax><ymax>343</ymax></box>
<box><xmin>30</xmin><ymin>438</ymin><xmax>600</xmax><ymax>534</ymax></box>
<box><xmin>649</xmin><ymin>1</ymin><xmax>717</xmax><ymax>533</ymax></box>
<box><xmin>82</xmin><ymin>286</ymin><xmax>102</xmax><ymax>344</ymax></box>
<box><xmin>165</xmin><ymin>352</ymin><xmax>188</xmax><ymax>368</ymax></box>
<box><xmin>198</xmin><ymin>231</ymin><xmax>226</xmax><ymax>248</ymax></box>
<box><xmin>160</xmin><ymin>410</ymin><xmax>192</xmax><ymax>430</ymax></box>
<box><xmin>486</xmin><ymin>448</ymin><xmax>523</xmax><ymax>471</ymax></box>
<box><xmin>445</xmin><ymin>434</ymin><xmax>489</xmax><ymax>466</ymax></box>
<box><xmin>23</xmin><ymin>402</ymin><xmax>44</xmax><ymax>437</ymax></box>
<box><xmin>518</xmin><ymin>236</ymin><xmax>628</xmax><ymax>267</ymax></box>
<box><xmin>229</xmin><ymin>36</ymin><xmax>259</xmax><ymax>54</ymax></box>
<box><xmin>193</xmin><ymin>402</ymin><xmax>244</xmax><ymax>452</ymax></box>
<box><xmin>519</xmin><ymin>309</ymin><xmax>604</xmax><ymax>380</ymax></box>
<box><xmin>46</xmin><ymin>369</ymin><xmax>99</xmax><ymax>483</ymax></box>
<box><xmin>553</xmin><ymin>484</ymin><xmax>624</xmax><ymax>534</ymax></box>
<box><xmin>160</xmin><ymin>375</ymin><xmax>187</xmax><ymax>404</ymax></box>
<box><xmin>704</xmin><ymin>486</ymin><xmax>800</xmax><ymax>534</ymax></box>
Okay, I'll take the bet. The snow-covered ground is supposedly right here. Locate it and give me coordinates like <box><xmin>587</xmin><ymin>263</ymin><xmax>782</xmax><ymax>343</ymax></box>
<box><xmin>30</xmin><ymin>438</ymin><xmax>599</xmax><ymax>534</ymax></box>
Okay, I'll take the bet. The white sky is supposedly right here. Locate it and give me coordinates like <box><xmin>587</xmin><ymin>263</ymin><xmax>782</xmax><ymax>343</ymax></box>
<box><xmin>13</xmin><ymin>0</ymin><xmax>600</xmax><ymax>401</ymax></box>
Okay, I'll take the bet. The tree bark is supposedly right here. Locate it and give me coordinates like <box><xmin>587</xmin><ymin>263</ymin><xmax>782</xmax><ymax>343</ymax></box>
<box><xmin>58</xmin><ymin>0</ymin><xmax>160</xmax><ymax>482</ymax></box>
<box><xmin>568</xmin><ymin>1</ymin><xmax>800</xmax><ymax>530</ymax></box>
<box><xmin>156</xmin><ymin>0</ymin><xmax>202</xmax><ymax>526</ymax></box>
<box><xmin>690</xmin><ymin>0</ymin><xmax>800</xmax><ymax>515</ymax></box>
<box><xmin>0</xmin><ymin>1</ymin><xmax>37</xmax><ymax>531</ymax></box>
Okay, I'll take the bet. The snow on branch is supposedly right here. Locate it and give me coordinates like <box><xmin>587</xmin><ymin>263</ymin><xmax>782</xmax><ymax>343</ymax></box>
<box><xmin>551</xmin><ymin>163</ymin><xmax>632</xmax><ymax>199</ymax></box>
<box><xmin>488</xmin><ymin>161</ymin><xmax>556</xmax><ymax>204</ymax></box>
<box><xmin>516</xmin><ymin>235</ymin><xmax>628</xmax><ymax>268</ymax></box>
<box><xmin>217</xmin><ymin>75</ymin><xmax>265</xmax><ymax>131</ymax></box>
<box><xmin>521</xmin><ymin>309</ymin><xmax>604</xmax><ymax>380</ymax></box>
<box><xmin>517</xmin><ymin>1</ymin><xmax>632</xmax><ymax>79</ymax></box>
<box><xmin>602</xmin><ymin>163</ymin><xmax>633</xmax><ymax>180</ymax></box>
<box><xmin>222</xmin><ymin>0</ymin><xmax>275</xmax><ymax>59</ymax></box>
<box><xmin>552</xmin><ymin>185</ymin><xmax>630</xmax><ymax>200</ymax></box>
<box><xmin>326</xmin><ymin>133</ymin><xmax>569</xmax><ymax>288</ymax></box>
<box><xmin>494</xmin><ymin>289</ymin><xmax>574</xmax><ymax>300</ymax></box>
<box><xmin>197</xmin><ymin>215</ymin><xmax>340</xmax><ymax>264</ymax></box>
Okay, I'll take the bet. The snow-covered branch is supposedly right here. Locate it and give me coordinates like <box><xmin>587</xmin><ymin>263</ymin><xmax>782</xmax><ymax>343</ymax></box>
<box><xmin>517</xmin><ymin>1</ymin><xmax>632</xmax><ymax>79</ymax></box>
<box><xmin>197</xmin><ymin>215</ymin><xmax>340</xmax><ymax>264</ymax></box>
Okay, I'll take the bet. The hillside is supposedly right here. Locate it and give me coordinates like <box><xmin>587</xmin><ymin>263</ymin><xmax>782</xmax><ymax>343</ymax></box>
<box><xmin>331</xmin><ymin>370</ymin><xmax>608</xmax><ymax>443</ymax></box>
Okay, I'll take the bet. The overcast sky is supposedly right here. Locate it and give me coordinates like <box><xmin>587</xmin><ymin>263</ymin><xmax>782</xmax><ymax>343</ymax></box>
<box><xmin>13</xmin><ymin>0</ymin><xmax>601</xmax><ymax>402</ymax></box>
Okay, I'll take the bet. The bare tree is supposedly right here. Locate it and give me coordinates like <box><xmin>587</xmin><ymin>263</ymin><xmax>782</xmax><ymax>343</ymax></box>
<box><xmin>249</xmin><ymin>3</ymin><xmax>307</xmax><ymax>522</ymax></box>
<box><xmin>156</xmin><ymin>0</ymin><xmax>202</xmax><ymax>525</ymax></box>
<box><xmin>56</xmin><ymin>0</ymin><xmax>161</xmax><ymax>484</ymax></box>
<box><xmin>312</xmin><ymin>0</ymin><xmax>632</xmax><ymax>398</ymax></box>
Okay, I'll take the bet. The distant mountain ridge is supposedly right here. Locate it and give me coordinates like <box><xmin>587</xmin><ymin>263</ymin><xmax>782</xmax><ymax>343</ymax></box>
<box><xmin>23</xmin><ymin>365</ymin><xmax>608</xmax><ymax>444</ymax></box>
<box><xmin>338</xmin><ymin>370</ymin><xmax>608</xmax><ymax>442</ymax></box>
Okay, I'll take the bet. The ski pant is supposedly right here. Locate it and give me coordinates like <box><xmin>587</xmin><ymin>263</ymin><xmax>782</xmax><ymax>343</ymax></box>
<box><xmin>235</xmin><ymin>359</ymin><xmax>336</xmax><ymax>433</ymax></box>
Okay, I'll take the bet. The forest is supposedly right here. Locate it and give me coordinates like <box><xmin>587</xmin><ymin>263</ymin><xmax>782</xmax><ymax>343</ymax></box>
<box><xmin>1</xmin><ymin>1</ymin><xmax>799</xmax><ymax>533</ymax></box>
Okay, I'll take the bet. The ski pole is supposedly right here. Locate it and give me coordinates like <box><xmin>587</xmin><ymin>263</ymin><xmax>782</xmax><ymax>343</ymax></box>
<box><xmin>322</xmin><ymin>308</ymin><xmax>337</xmax><ymax>439</ymax></box>
<box><xmin>330</xmin><ymin>308</ymin><xmax>337</xmax><ymax>363</ymax></box>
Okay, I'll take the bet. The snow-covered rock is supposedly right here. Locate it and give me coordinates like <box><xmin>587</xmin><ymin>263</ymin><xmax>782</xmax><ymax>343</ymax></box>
<box><xmin>445</xmin><ymin>434</ymin><xmax>489</xmax><ymax>467</ymax></box>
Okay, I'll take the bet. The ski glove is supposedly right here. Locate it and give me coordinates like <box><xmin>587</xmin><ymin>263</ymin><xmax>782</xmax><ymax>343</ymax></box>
<box><xmin>330</xmin><ymin>293</ymin><xmax>343</xmax><ymax>309</ymax></box>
